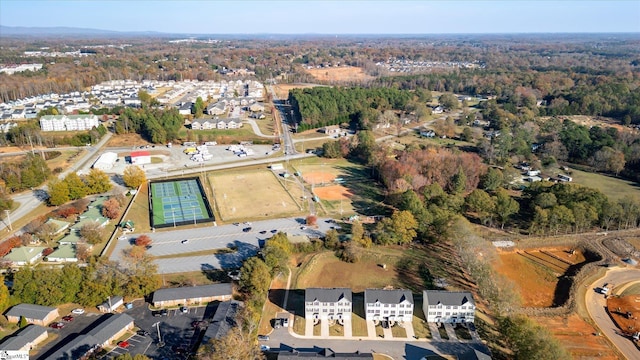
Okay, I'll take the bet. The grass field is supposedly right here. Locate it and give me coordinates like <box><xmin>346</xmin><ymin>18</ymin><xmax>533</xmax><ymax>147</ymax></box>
<box><xmin>179</xmin><ymin>126</ymin><xmax>273</xmax><ymax>144</ymax></box>
<box><xmin>150</xmin><ymin>179</ymin><xmax>211</xmax><ymax>227</ymax></box>
<box><xmin>304</xmin><ymin>66</ymin><xmax>374</xmax><ymax>83</ymax></box>
<box><xmin>568</xmin><ymin>168</ymin><xmax>640</xmax><ymax>202</ymax></box>
<box><xmin>208</xmin><ymin>168</ymin><xmax>304</xmax><ymax>221</ymax></box>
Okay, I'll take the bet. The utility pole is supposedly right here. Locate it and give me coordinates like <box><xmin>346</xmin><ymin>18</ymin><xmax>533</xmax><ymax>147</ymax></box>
<box><xmin>4</xmin><ymin>210</ymin><xmax>12</xmax><ymax>231</ymax></box>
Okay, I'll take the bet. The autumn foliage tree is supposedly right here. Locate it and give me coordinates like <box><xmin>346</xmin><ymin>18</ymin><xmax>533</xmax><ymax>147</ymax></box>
<box><xmin>135</xmin><ymin>235</ymin><xmax>152</xmax><ymax>248</ymax></box>
<box><xmin>305</xmin><ymin>215</ymin><xmax>317</xmax><ymax>226</ymax></box>
<box><xmin>123</xmin><ymin>165</ymin><xmax>146</xmax><ymax>188</ymax></box>
<box><xmin>102</xmin><ymin>198</ymin><xmax>121</xmax><ymax>220</ymax></box>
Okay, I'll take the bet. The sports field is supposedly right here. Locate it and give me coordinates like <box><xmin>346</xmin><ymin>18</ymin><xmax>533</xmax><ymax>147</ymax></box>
<box><xmin>208</xmin><ymin>169</ymin><xmax>303</xmax><ymax>221</ymax></box>
<box><xmin>150</xmin><ymin>179</ymin><xmax>213</xmax><ymax>228</ymax></box>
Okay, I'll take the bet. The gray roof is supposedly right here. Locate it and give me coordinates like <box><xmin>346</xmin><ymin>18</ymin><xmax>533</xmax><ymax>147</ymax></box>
<box><xmin>87</xmin><ymin>313</ymin><xmax>134</xmax><ymax>345</ymax></box>
<box><xmin>202</xmin><ymin>300</ymin><xmax>242</xmax><ymax>343</ymax></box>
<box><xmin>47</xmin><ymin>334</ymin><xmax>99</xmax><ymax>360</ymax></box>
<box><xmin>277</xmin><ymin>349</ymin><xmax>373</xmax><ymax>359</ymax></box>
<box><xmin>0</xmin><ymin>324</ymin><xmax>47</xmax><ymax>350</ymax></box>
<box><xmin>364</xmin><ymin>289</ymin><xmax>414</xmax><ymax>305</ymax></box>
<box><xmin>152</xmin><ymin>283</ymin><xmax>233</xmax><ymax>303</ymax></box>
<box><xmin>305</xmin><ymin>288</ymin><xmax>352</xmax><ymax>304</ymax></box>
<box><xmin>98</xmin><ymin>295</ymin><xmax>123</xmax><ymax>310</ymax></box>
<box><xmin>5</xmin><ymin>303</ymin><xmax>57</xmax><ymax>320</ymax></box>
<box><xmin>423</xmin><ymin>290</ymin><xmax>475</xmax><ymax>307</ymax></box>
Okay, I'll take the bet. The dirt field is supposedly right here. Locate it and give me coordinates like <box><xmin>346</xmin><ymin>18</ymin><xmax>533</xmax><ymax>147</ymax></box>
<box><xmin>302</xmin><ymin>171</ymin><xmax>336</xmax><ymax>184</ymax></box>
<box><xmin>534</xmin><ymin>314</ymin><xmax>619</xmax><ymax>360</ymax></box>
<box><xmin>208</xmin><ymin>169</ymin><xmax>303</xmax><ymax>221</ymax></box>
<box><xmin>539</xmin><ymin>115</ymin><xmax>629</xmax><ymax>133</ymax></box>
<box><xmin>295</xmin><ymin>251</ymin><xmax>398</xmax><ymax>292</ymax></box>
<box><xmin>493</xmin><ymin>247</ymin><xmax>587</xmax><ymax>307</ymax></box>
<box><xmin>272</xmin><ymin>83</ymin><xmax>319</xmax><ymax>99</ymax></box>
<box><xmin>314</xmin><ymin>185</ymin><xmax>352</xmax><ymax>201</ymax></box>
<box><xmin>608</xmin><ymin>295</ymin><xmax>640</xmax><ymax>335</ymax></box>
<box><xmin>106</xmin><ymin>132</ymin><xmax>150</xmax><ymax>147</ymax></box>
<box><xmin>304</xmin><ymin>66</ymin><xmax>374</xmax><ymax>83</ymax></box>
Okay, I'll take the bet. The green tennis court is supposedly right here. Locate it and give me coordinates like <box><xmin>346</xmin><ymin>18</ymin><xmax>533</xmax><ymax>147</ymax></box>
<box><xmin>150</xmin><ymin>178</ymin><xmax>213</xmax><ymax>228</ymax></box>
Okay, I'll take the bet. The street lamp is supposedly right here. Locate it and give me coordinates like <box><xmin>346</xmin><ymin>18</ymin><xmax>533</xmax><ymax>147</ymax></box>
<box><xmin>172</xmin><ymin>208</ymin><xmax>176</xmax><ymax>228</ymax></box>
<box><xmin>153</xmin><ymin>321</ymin><xmax>164</xmax><ymax>347</ymax></box>
<box><xmin>192</xmin><ymin>205</ymin><xmax>196</xmax><ymax>225</ymax></box>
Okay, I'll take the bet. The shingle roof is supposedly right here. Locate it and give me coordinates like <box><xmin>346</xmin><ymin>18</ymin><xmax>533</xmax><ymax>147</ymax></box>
<box><xmin>47</xmin><ymin>334</ymin><xmax>99</xmax><ymax>360</ymax></box>
<box><xmin>305</xmin><ymin>288</ymin><xmax>352</xmax><ymax>304</ymax></box>
<box><xmin>364</xmin><ymin>289</ymin><xmax>413</xmax><ymax>305</ymax></box>
<box><xmin>277</xmin><ymin>349</ymin><xmax>373</xmax><ymax>359</ymax></box>
<box><xmin>3</xmin><ymin>247</ymin><xmax>45</xmax><ymax>263</ymax></box>
<box><xmin>152</xmin><ymin>283</ymin><xmax>232</xmax><ymax>303</ymax></box>
<box><xmin>423</xmin><ymin>290</ymin><xmax>475</xmax><ymax>307</ymax></box>
<box><xmin>0</xmin><ymin>324</ymin><xmax>47</xmax><ymax>350</ymax></box>
<box><xmin>86</xmin><ymin>313</ymin><xmax>133</xmax><ymax>344</ymax></box>
<box><xmin>202</xmin><ymin>300</ymin><xmax>242</xmax><ymax>343</ymax></box>
<box><xmin>5</xmin><ymin>303</ymin><xmax>57</xmax><ymax>321</ymax></box>
<box><xmin>97</xmin><ymin>296</ymin><xmax>123</xmax><ymax>311</ymax></box>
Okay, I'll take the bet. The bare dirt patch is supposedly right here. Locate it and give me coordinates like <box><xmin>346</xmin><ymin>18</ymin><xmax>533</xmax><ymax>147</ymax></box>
<box><xmin>314</xmin><ymin>185</ymin><xmax>352</xmax><ymax>201</ymax></box>
<box><xmin>539</xmin><ymin>115</ymin><xmax>628</xmax><ymax>133</ymax></box>
<box><xmin>304</xmin><ymin>66</ymin><xmax>374</xmax><ymax>83</ymax></box>
<box><xmin>607</xmin><ymin>295</ymin><xmax>640</xmax><ymax>335</ymax></box>
<box><xmin>493</xmin><ymin>247</ymin><xmax>588</xmax><ymax>307</ymax></box>
<box><xmin>273</xmin><ymin>83</ymin><xmax>319</xmax><ymax>99</ymax></box>
<box><xmin>302</xmin><ymin>171</ymin><xmax>336</xmax><ymax>184</ymax></box>
<box><xmin>106</xmin><ymin>133</ymin><xmax>150</xmax><ymax>147</ymax></box>
<box><xmin>534</xmin><ymin>314</ymin><xmax>619</xmax><ymax>360</ymax></box>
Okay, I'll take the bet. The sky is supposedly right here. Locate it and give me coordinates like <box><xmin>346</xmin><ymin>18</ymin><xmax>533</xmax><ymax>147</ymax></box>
<box><xmin>1</xmin><ymin>0</ymin><xmax>639</xmax><ymax>34</ymax></box>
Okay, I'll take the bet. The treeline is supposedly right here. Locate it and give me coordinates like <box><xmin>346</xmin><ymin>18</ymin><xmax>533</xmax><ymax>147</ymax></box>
<box><xmin>0</xmin><ymin>153</ymin><xmax>51</xmax><ymax>193</ymax></box>
<box><xmin>47</xmin><ymin>168</ymin><xmax>113</xmax><ymax>206</ymax></box>
<box><xmin>5</xmin><ymin>257</ymin><xmax>158</xmax><ymax>309</ymax></box>
<box><xmin>374</xmin><ymin>69</ymin><xmax>640</xmax><ymax>124</ymax></box>
<box><xmin>288</xmin><ymin>86</ymin><xmax>413</xmax><ymax>130</ymax></box>
<box><xmin>115</xmin><ymin>107</ymin><xmax>183</xmax><ymax>144</ymax></box>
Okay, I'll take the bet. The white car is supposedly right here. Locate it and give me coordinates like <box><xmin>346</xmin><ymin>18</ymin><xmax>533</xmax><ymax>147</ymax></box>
<box><xmin>71</xmin><ymin>308</ymin><xmax>85</xmax><ymax>315</ymax></box>
<box><xmin>118</xmin><ymin>235</ymin><xmax>128</xmax><ymax>241</ymax></box>
<box><xmin>260</xmin><ymin>345</ymin><xmax>270</xmax><ymax>351</ymax></box>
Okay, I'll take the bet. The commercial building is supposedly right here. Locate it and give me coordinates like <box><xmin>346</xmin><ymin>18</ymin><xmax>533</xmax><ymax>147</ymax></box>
<box><xmin>92</xmin><ymin>152</ymin><xmax>118</xmax><ymax>170</ymax></box>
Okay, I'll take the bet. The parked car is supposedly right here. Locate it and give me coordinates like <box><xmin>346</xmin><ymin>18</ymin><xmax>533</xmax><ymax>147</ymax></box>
<box><xmin>191</xmin><ymin>320</ymin><xmax>207</xmax><ymax>329</ymax></box>
<box><xmin>259</xmin><ymin>230</ymin><xmax>267</xmax><ymax>234</ymax></box>
<box><xmin>62</xmin><ymin>315</ymin><xmax>74</xmax><ymax>322</ymax></box>
<box><xmin>242</xmin><ymin>227</ymin><xmax>252</xmax><ymax>232</ymax></box>
<box><xmin>181</xmin><ymin>239</ymin><xmax>189</xmax><ymax>244</ymax></box>
<box><xmin>50</xmin><ymin>322</ymin><xmax>65</xmax><ymax>329</ymax></box>
<box><xmin>257</xmin><ymin>335</ymin><xmax>269</xmax><ymax>341</ymax></box>
<box><xmin>118</xmin><ymin>341</ymin><xmax>130</xmax><ymax>348</ymax></box>
<box><xmin>71</xmin><ymin>308</ymin><xmax>85</xmax><ymax>315</ymax></box>
<box><xmin>152</xmin><ymin>309</ymin><xmax>168</xmax><ymax>317</ymax></box>
<box><xmin>180</xmin><ymin>306</ymin><xmax>188</xmax><ymax>313</ymax></box>
<box><xmin>137</xmin><ymin>330</ymin><xmax>150</xmax><ymax>336</ymax></box>
<box><xmin>282</xmin><ymin>317</ymin><xmax>289</xmax><ymax>327</ymax></box>
<box><xmin>260</xmin><ymin>345</ymin><xmax>270</xmax><ymax>351</ymax></box>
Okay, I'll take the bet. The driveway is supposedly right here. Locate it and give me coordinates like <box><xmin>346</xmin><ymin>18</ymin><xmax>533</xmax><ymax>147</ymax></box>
<box><xmin>585</xmin><ymin>266</ymin><xmax>640</xmax><ymax>359</ymax></box>
<box><xmin>110</xmin><ymin>217</ymin><xmax>335</xmax><ymax>274</ymax></box>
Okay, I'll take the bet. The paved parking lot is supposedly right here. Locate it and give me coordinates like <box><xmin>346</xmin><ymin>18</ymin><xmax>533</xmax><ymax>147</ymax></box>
<box><xmin>111</xmin><ymin>217</ymin><xmax>335</xmax><ymax>274</ymax></box>
<box><xmin>34</xmin><ymin>311</ymin><xmax>103</xmax><ymax>360</ymax></box>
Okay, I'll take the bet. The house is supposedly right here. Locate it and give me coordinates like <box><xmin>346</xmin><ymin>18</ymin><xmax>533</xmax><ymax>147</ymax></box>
<box><xmin>191</xmin><ymin>120</ymin><xmax>203</xmax><ymax>130</ymax></box>
<box><xmin>277</xmin><ymin>349</ymin><xmax>373</xmax><ymax>359</ymax></box>
<box><xmin>43</xmin><ymin>218</ymin><xmax>72</xmax><ymax>235</ymax></box>
<box><xmin>151</xmin><ymin>283</ymin><xmax>233</xmax><ymax>308</ymax></box>
<box><xmin>216</xmin><ymin>118</ymin><xmax>243</xmax><ymax>129</ymax></box>
<box><xmin>178</xmin><ymin>102</ymin><xmax>193</xmax><ymax>115</ymax></box>
<box><xmin>201</xmin><ymin>300</ymin><xmax>242</xmax><ymax>344</ymax></box>
<box><xmin>0</xmin><ymin>324</ymin><xmax>48</xmax><ymax>351</ymax></box>
<box><xmin>192</xmin><ymin>120</ymin><xmax>214</xmax><ymax>130</ymax></box>
<box><xmin>123</xmin><ymin>96</ymin><xmax>141</xmax><ymax>107</ymax></box>
<box><xmin>364</xmin><ymin>289</ymin><xmax>414</xmax><ymax>323</ymax></box>
<box><xmin>5</xmin><ymin>304</ymin><xmax>59</xmax><ymax>326</ymax></box>
<box><xmin>97</xmin><ymin>296</ymin><xmax>124</xmax><ymax>313</ymax></box>
<box><xmin>305</xmin><ymin>288</ymin><xmax>352</xmax><ymax>324</ymax></box>
<box><xmin>46</xmin><ymin>243</ymin><xmax>78</xmax><ymax>263</ymax></box>
<box><xmin>46</xmin><ymin>313</ymin><xmax>134</xmax><ymax>360</ymax></box>
<box><xmin>249</xmin><ymin>112</ymin><xmax>266</xmax><ymax>119</ymax></box>
<box><xmin>3</xmin><ymin>246</ymin><xmax>46</xmax><ymax>266</ymax></box>
<box><xmin>432</xmin><ymin>106</ymin><xmax>444</xmax><ymax>114</ymax></box>
<box><xmin>249</xmin><ymin>103</ymin><xmax>265</xmax><ymax>112</ymax></box>
<box><xmin>423</xmin><ymin>290</ymin><xmax>476</xmax><ymax>324</ymax></box>
<box><xmin>207</xmin><ymin>101</ymin><xmax>227</xmax><ymax>116</ymax></box>
<box><xmin>321</xmin><ymin>125</ymin><xmax>341</xmax><ymax>134</ymax></box>
<box><xmin>130</xmin><ymin>150</ymin><xmax>151</xmax><ymax>165</ymax></box>
<box><xmin>420</xmin><ymin>129</ymin><xmax>436</xmax><ymax>138</ymax></box>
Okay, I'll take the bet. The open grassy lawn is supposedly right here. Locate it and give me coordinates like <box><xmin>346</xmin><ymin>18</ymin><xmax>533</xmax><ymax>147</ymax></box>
<box><xmin>313</xmin><ymin>323</ymin><xmax>321</xmax><ymax>336</ymax></box>
<box><xmin>329</xmin><ymin>323</ymin><xmax>344</xmax><ymax>336</ymax></box>
<box><xmin>259</xmin><ymin>273</ymin><xmax>288</xmax><ymax>335</ymax></box>
<box><xmin>254</xmin><ymin>115</ymin><xmax>276</xmax><ymax>136</ymax></box>
<box><xmin>295</xmin><ymin>139</ymin><xmax>330</xmax><ymax>153</ymax></box>
<box><xmin>293</xmin><ymin>251</ymin><xmax>400</xmax><ymax>292</ymax></box>
<box><xmin>180</xmin><ymin>126</ymin><xmax>274</xmax><ymax>145</ymax></box>
<box><xmin>46</xmin><ymin>149</ymin><xmax>86</xmax><ymax>172</ymax></box>
<box><xmin>124</xmin><ymin>183</ymin><xmax>151</xmax><ymax>233</ymax></box>
<box><xmin>438</xmin><ymin>324</ymin><xmax>449</xmax><ymax>340</ymax></box>
<box><xmin>391</xmin><ymin>325</ymin><xmax>407</xmax><ymax>338</ymax></box>
<box><xmin>453</xmin><ymin>324</ymin><xmax>472</xmax><ymax>340</ymax></box>
<box><xmin>208</xmin><ymin>168</ymin><xmax>303</xmax><ymax>221</ymax></box>
<box><xmin>375</xmin><ymin>324</ymin><xmax>384</xmax><ymax>338</ymax></box>
<box><xmin>568</xmin><ymin>168</ymin><xmax>640</xmax><ymax>202</ymax></box>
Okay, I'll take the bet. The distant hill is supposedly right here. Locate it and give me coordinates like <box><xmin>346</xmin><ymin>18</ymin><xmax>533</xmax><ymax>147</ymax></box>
<box><xmin>0</xmin><ymin>25</ymin><xmax>165</xmax><ymax>38</ymax></box>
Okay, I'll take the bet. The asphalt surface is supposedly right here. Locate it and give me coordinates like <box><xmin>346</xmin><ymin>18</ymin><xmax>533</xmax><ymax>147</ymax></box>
<box><xmin>110</xmin><ymin>217</ymin><xmax>337</xmax><ymax>274</ymax></box>
<box><xmin>585</xmin><ymin>267</ymin><xmax>640</xmax><ymax>359</ymax></box>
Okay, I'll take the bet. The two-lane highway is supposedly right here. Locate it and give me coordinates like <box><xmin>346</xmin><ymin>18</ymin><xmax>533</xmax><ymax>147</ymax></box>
<box><xmin>585</xmin><ymin>267</ymin><xmax>640</xmax><ymax>359</ymax></box>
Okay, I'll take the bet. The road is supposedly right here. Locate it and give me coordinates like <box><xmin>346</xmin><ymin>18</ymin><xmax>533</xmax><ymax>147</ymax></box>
<box><xmin>585</xmin><ymin>267</ymin><xmax>640</xmax><ymax>359</ymax></box>
<box><xmin>268</xmin><ymin>85</ymin><xmax>296</xmax><ymax>156</ymax></box>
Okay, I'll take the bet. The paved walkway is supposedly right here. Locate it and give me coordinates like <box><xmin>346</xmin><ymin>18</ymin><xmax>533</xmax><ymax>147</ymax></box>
<box><xmin>428</xmin><ymin>322</ymin><xmax>442</xmax><ymax>341</ymax></box>
<box><xmin>305</xmin><ymin>318</ymin><xmax>314</xmax><ymax>337</ymax></box>
<box><xmin>343</xmin><ymin>319</ymin><xmax>352</xmax><ymax>337</ymax></box>
<box><xmin>404</xmin><ymin>323</ymin><xmax>416</xmax><ymax>339</ymax></box>
<box><xmin>321</xmin><ymin>320</ymin><xmax>329</xmax><ymax>337</ymax></box>
<box><xmin>382</xmin><ymin>326</ymin><xmax>392</xmax><ymax>339</ymax></box>
<box><xmin>366</xmin><ymin>320</ymin><xmax>377</xmax><ymax>339</ymax></box>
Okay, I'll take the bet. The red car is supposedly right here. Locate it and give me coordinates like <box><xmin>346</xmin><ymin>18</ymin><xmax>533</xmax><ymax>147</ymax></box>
<box><xmin>118</xmin><ymin>341</ymin><xmax>130</xmax><ymax>348</ymax></box>
<box><xmin>50</xmin><ymin>322</ymin><xmax>65</xmax><ymax>329</ymax></box>
<box><xmin>62</xmin><ymin>315</ymin><xmax>74</xmax><ymax>321</ymax></box>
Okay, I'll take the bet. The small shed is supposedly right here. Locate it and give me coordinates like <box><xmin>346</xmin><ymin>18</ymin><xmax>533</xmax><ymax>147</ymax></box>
<box><xmin>130</xmin><ymin>150</ymin><xmax>151</xmax><ymax>165</ymax></box>
<box><xmin>97</xmin><ymin>296</ymin><xmax>124</xmax><ymax>313</ymax></box>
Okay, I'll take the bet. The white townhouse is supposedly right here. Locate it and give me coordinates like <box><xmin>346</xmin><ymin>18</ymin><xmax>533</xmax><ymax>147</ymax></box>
<box><xmin>39</xmin><ymin>114</ymin><xmax>99</xmax><ymax>132</ymax></box>
<box><xmin>423</xmin><ymin>290</ymin><xmax>476</xmax><ymax>324</ymax></box>
<box><xmin>305</xmin><ymin>288</ymin><xmax>352</xmax><ymax>323</ymax></box>
<box><xmin>364</xmin><ymin>289</ymin><xmax>414</xmax><ymax>323</ymax></box>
